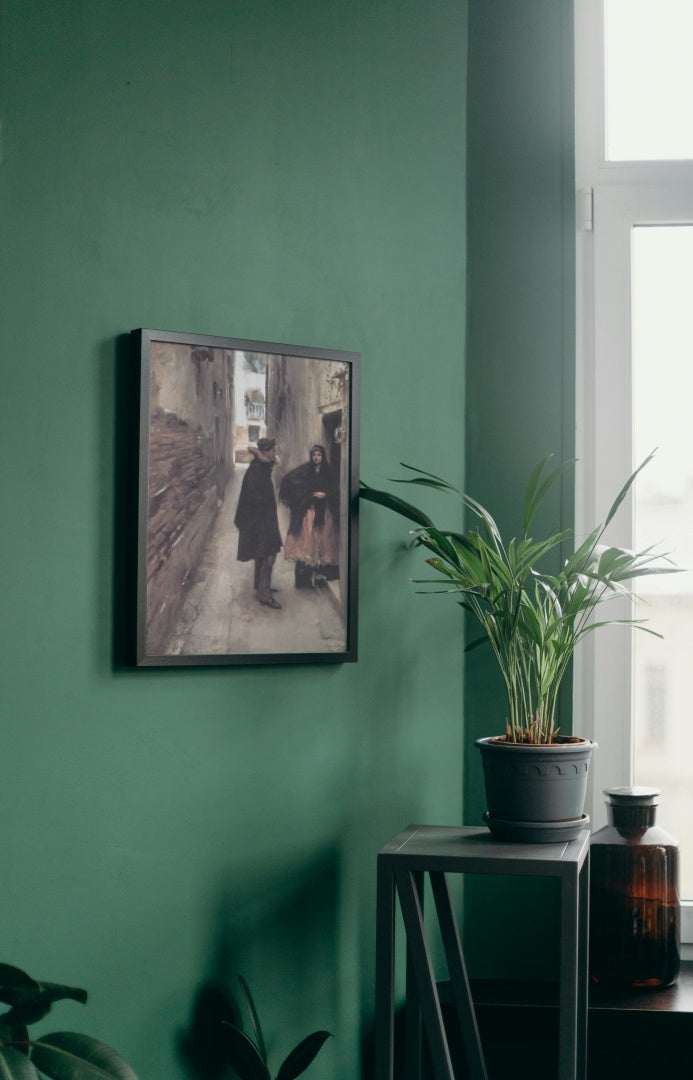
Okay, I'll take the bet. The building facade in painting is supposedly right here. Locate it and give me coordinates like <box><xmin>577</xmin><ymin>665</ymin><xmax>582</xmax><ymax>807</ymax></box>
<box><xmin>146</xmin><ymin>342</ymin><xmax>236</xmax><ymax>654</ymax></box>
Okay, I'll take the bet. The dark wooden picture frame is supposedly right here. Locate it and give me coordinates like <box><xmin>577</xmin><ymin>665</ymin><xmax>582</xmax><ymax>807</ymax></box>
<box><xmin>134</xmin><ymin>328</ymin><xmax>359</xmax><ymax>665</ymax></box>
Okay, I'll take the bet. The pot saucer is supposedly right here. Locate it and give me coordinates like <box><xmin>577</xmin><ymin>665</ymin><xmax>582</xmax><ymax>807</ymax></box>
<box><xmin>482</xmin><ymin>810</ymin><xmax>590</xmax><ymax>844</ymax></box>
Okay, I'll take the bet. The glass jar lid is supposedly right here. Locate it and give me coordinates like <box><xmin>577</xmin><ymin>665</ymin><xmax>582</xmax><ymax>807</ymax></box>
<box><xmin>603</xmin><ymin>786</ymin><xmax>660</xmax><ymax>805</ymax></box>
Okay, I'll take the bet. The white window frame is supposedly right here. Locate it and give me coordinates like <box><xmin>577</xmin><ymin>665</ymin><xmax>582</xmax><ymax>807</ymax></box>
<box><xmin>575</xmin><ymin>0</ymin><xmax>693</xmax><ymax>947</ymax></box>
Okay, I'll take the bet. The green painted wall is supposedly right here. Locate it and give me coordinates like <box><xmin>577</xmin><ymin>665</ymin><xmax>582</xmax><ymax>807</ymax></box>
<box><xmin>0</xmin><ymin>3</ymin><xmax>466</xmax><ymax>1079</ymax></box>
<box><xmin>464</xmin><ymin>0</ymin><xmax>576</xmax><ymax>979</ymax></box>
<box><xmin>1</xmin><ymin>0</ymin><xmax>578</xmax><ymax>1061</ymax></box>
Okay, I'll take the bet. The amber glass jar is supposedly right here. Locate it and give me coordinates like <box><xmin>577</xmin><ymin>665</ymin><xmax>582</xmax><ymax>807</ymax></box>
<box><xmin>589</xmin><ymin>787</ymin><xmax>680</xmax><ymax>990</ymax></box>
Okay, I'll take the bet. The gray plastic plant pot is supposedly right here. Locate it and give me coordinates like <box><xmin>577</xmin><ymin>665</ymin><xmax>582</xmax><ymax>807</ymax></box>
<box><xmin>475</xmin><ymin>736</ymin><xmax>597</xmax><ymax>843</ymax></box>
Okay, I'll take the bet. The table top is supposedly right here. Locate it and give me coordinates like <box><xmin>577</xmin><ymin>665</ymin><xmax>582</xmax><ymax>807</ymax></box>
<box><xmin>379</xmin><ymin>824</ymin><xmax>590</xmax><ymax>876</ymax></box>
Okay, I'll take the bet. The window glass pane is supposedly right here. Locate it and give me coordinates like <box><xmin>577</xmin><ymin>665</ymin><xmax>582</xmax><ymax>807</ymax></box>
<box><xmin>605</xmin><ymin>0</ymin><xmax>693</xmax><ymax>161</ymax></box>
<box><xmin>632</xmin><ymin>225</ymin><xmax>693</xmax><ymax>896</ymax></box>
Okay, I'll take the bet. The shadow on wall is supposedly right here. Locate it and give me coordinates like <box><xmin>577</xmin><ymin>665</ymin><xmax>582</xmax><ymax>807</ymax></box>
<box><xmin>177</xmin><ymin>846</ymin><xmax>341</xmax><ymax>1080</ymax></box>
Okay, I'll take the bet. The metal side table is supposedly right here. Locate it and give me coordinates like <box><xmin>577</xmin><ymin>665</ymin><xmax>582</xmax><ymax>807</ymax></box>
<box><xmin>374</xmin><ymin>824</ymin><xmax>590</xmax><ymax>1080</ymax></box>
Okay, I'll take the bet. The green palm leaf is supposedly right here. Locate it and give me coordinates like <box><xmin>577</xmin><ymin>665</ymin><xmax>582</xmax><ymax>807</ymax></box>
<box><xmin>359</xmin><ymin>483</ymin><xmax>434</xmax><ymax>528</ymax></box>
<box><xmin>603</xmin><ymin>450</ymin><xmax>656</xmax><ymax>530</ymax></box>
<box><xmin>398</xmin><ymin>462</ymin><xmax>461</xmax><ymax>489</ymax></box>
<box><xmin>361</xmin><ymin>450</ymin><xmax>679</xmax><ymax>742</ymax></box>
<box><xmin>521</xmin><ymin>456</ymin><xmax>574</xmax><ymax>535</ymax></box>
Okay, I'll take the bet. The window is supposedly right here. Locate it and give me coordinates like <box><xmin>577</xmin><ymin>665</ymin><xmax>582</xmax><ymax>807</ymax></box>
<box><xmin>641</xmin><ymin>663</ymin><xmax>667</xmax><ymax>744</ymax></box>
<box><xmin>575</xmin><ymin>0</ymin><xmax>693</xmax><ymax>944</ymax></box>
<box><xmin>604</xmin><ymin>0</ymin><xmax>693</xmax><ymax>162</ymax></box>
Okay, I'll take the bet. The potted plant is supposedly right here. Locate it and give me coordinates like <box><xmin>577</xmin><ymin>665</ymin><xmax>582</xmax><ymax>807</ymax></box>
<box><xmin>0</xmin><ymin>963</ymin><xmax>136</xmax><ymax>1080</ymax></box>
<box><xmin>360</xmin><ymin>452</ymin><xmax>678</xmax><ymax>841</ymax></box>
<box><xmin>179</xmin><ymin>974</ymin><xmax>331</xmax><ymax>1080</ymax></box>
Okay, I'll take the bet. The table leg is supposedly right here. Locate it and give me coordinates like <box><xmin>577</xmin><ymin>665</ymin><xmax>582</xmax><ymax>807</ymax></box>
<box><xmin>374</xmin><ymin>854</ymin><xmax>396</xmax><ymax>1080</ymax></box>
<box><xmin>429</xmin><ymin>872</ymin><xmax>488</xmax><ymax>1080</ymax></box>
<box><xmin>559</xmin><ymin>870</ymin><xmax>580</xmax><ymax>1080</ymax></box>
<box><xmin>577</xmin><ymin>853</ymin><xmax>590</xmax><ymax>1080</ymax></box>
<box><xmin>405</xmin><ymin>871</ymin><xmax>424</xmax><ymax>1080</ymax></box>
<box><xmin>394</xmin><ymin>868</ymin><xmax>455</xmax><ymax>1080</ymax></box>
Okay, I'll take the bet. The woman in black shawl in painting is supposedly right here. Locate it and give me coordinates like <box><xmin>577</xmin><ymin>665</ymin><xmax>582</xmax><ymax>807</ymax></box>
<box><xmin>278</xmin><ymin>444</ymin><xmax>340</xmax><ymax>588</ymax></box>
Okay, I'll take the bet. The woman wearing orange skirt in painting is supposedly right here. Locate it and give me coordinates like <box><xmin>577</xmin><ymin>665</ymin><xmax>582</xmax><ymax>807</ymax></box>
<box><xmin>279</xmin><ymin>445</ymin><xmax>340</xmax><ymax>588</ymax></box>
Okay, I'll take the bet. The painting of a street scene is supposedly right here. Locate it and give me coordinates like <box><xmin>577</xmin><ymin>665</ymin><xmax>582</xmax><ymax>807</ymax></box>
<box><xmin>135</xmin><ymin>330</ymin><xmax>358</xmax><ymax>665</ymax></box>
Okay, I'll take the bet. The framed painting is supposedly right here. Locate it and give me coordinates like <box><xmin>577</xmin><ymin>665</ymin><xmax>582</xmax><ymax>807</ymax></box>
<box><xmin>133</xmin><ymin>328</ymin><xmax>359</xmax><ymax>665</ymax></box>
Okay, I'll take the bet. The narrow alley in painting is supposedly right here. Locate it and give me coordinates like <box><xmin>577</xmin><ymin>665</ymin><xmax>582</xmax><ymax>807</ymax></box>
<box><xmin>165</xmin><ymin>464</ymin><xmax>346</xmax><ymax>656</ymax></box>
<box><xmin>142</xmin><ymin>340</ymin><xmax>353</xmax><ymax>660</ymax></box>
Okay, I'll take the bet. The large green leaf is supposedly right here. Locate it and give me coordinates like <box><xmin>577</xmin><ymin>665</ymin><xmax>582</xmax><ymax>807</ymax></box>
<box><xmin>0</xmin><ymin>1023</ymin><xmax>29</xmax><ymax>1049</ymax></box>
<box><xmin>29</xmin><ymin>1033</ymin><xmax>137</xmax><ymax>1080</ymax></box>
<box><xmin>0</xmin><ymin>968</ymin><xmax>87</xmax><ymax>1027</ymax></box>
<box><xmin>359</xmin><ymin>484</ymin><xmax>434</xmax><ymax>528</ymax></box>
<box><xmin>0</xmin><ymin>968</ymin><xmax>39</xmax><ymax>993</ymax></box>
<box><xmin>275</xmin><ymin>1032</ymin><xmax>332</xmax><ymax>1080</ymax></box>
<box><xmin>0</xmin><ymin>1047</ymin><xmax>42</xmax><ymax>1080</ymax></box>
<box><xmin>218</xmin><ymin>1026</ymin><xmax>270</xmax><ymax>1080</ymax></box>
